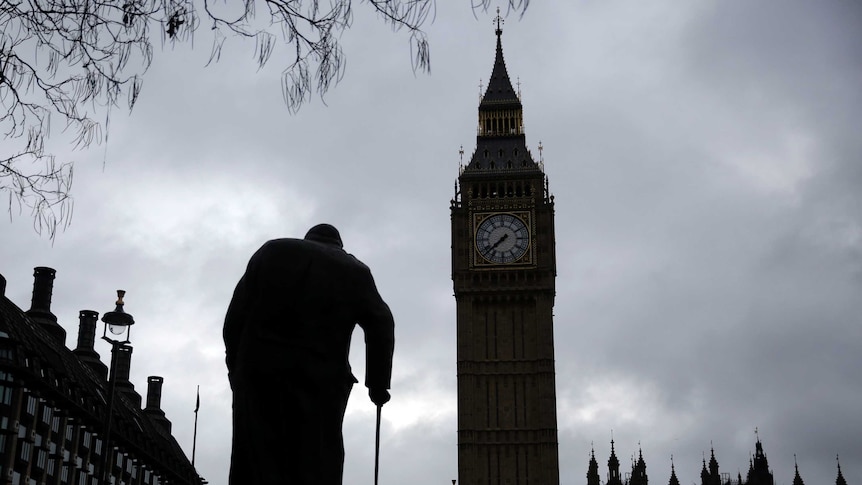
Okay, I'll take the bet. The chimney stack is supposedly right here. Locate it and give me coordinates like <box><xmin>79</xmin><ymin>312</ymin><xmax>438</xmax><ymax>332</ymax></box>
<box><xmin>145</xmin><ymin>376</ymin><xmax>164</xmax><ymax>411</ymax></box>
<box><xmin>73</xmin><ymin>310</ymin><xmax>108</xmax><ymax>380</ymax></box>
<box><xmin>26</xmin><ymin>267</ymin><xmax>66</xmax><ymax>344</ymax></box>
<box><xmin>113</xmin><ymin>345</ymin><xmax>142</xmax><ymax>409</ymax></box>
<box><xmin>144</xmin><ymin>376</ymin><xmax>172</xmax><ymax>433</ymax></box>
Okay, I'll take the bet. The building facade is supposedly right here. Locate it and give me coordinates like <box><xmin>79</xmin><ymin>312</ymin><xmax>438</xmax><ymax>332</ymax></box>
<box><xmin>451</xmin><ymin>17</ymin><xmax>560</xmax><ymax>485</ymax></box>
<box><xmin>0</xmin><ymin>268</ymin><xmax>203</xmax><ymax>485</ymax></box>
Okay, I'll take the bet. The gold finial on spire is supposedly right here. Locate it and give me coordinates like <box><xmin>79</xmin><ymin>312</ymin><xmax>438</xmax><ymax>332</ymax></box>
<box><xmin>494</xmin><ymin>6</ymin><xmax>504</xmax><ymax>32</ymax></box>
<box><xmin>516</xmin><ymin>76</ymin><xmax>522</xmax><ymax>100</ymax></box>
<box><xmin>479</xmin><ymin>79</ymin><xmax>484</xmax><ymax>100</ymax></box>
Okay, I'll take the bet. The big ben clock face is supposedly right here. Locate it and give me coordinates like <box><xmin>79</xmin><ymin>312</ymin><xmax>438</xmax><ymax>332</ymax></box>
<box><xmin>475</xmin><ymin>213</ymin><xmax>531</xmax><ymax>264</ymax></box>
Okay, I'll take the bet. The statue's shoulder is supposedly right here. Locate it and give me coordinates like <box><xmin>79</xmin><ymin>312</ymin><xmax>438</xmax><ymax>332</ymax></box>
<box><xmin>262</xmin><ymin>237</ymin><xmax>306</xmax><ymax>247</ymax></box>
<box><xmin>251</xmin><ymin>238</ymin><xmax>314</xmax><ymax>261</ymax></box>
<box><xmin>346</xmin><ymin>253</ymin><xmax>371</xmax><ymax>271</ymax></box>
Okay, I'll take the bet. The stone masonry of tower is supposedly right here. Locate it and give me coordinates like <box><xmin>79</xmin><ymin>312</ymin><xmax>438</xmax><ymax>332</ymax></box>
<box><xmin>451</xmin><ymin>18</ymin><xmax>560</xmax><ymax>485</ymax></box>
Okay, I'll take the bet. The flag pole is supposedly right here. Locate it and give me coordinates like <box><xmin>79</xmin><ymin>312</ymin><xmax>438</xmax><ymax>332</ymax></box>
<box><xmin>192</xmin><ymin>385</ymin><xmax>200</xmax><ymax>467</ymax></box>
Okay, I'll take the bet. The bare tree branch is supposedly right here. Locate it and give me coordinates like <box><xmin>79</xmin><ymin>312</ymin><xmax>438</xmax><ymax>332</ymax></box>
<box><xmin>1</xmin><ymin>0</ymin><xmax>528</xmax><ymax>239</ymax></box>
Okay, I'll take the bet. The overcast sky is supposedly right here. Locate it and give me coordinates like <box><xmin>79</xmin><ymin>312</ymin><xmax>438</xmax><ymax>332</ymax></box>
<box><xmin>2</xmin><ymin>1</ymin><xmax>861</xmax><ymax>485</ymax></box>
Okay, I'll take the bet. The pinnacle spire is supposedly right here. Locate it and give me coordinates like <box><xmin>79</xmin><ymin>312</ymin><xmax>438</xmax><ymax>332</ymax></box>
<box><xmin>836</xmin><ymin>456</ymin><xmax>847</xmax><ymax>485</ymax></box>
<box><xmin>668</xmin><ymin>457</ymin><xmax>680</xmax><ymax>485</ymax></box>
<box><xmin>480</xmin><ymin>13</ymin><xmax>521</xmax><ymax>110</ymax></box>
<box><xmin>607</xmin><ymin>438</ymin><xmax>622</xmax><ymax>485</ymax></box>
<box><xmin>792</xmin><ymin>456</ymin><xmax>804</xmax><ymax>485</ymax></box>
<box><xmin>588</xmin><ymin>445</ymin><xmax>601</xmax><ymax>485</ymax></box>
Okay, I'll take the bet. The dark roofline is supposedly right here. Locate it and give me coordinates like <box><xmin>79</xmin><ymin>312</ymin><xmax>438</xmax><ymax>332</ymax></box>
<box><xmin>0</xmin><ymin>290</ymin><xmax>203</xmax><ymax>484</ymax></box>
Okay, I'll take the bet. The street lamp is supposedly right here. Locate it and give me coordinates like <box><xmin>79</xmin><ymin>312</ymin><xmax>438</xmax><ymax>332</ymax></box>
<box><xmin>102</xmin><ymin>290</ymin><xmax>135</xmax><ymax>344</ymax></box>
<box><xmin>101</xmin><ymin>290</ymin><xmax>135</xmax><ymax>483</ymax></box>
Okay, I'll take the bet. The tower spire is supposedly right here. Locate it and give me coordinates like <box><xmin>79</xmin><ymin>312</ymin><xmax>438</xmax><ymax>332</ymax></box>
<box><xmin>466</xmin><ymin>15</ymin><xmax>538</xmax><ymax>172</ymax></box>
<box><xmin>480</xmin><ymin>21</ymin><xmax>520</xmax><ymax>109</ymax></box>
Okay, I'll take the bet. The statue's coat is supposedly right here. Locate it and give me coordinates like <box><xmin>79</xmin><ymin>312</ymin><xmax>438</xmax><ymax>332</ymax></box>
<box><xmin>224</xmin><ymin>237</ymin><xmax>394</xmax><ymax>485</ymax></box>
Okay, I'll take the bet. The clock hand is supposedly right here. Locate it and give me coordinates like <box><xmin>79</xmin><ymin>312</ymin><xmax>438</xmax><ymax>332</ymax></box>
<box><xmin>483</xmin><ymin>233</ymin><xmax>509</xmax><ymax>253</ymax></box>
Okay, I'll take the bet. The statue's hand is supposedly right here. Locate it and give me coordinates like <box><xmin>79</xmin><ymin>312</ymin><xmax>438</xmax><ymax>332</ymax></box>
<box><xmin>369</xmin><ymin>387</ymin><xmax>391</xmax><ymax>406</ymax></box>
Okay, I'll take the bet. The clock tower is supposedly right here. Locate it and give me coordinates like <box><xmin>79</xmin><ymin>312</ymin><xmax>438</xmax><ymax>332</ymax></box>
<box><xmin>451</xmin><ymin>17</ymin><xmax>560</xmax><ymax>485</ymax></box>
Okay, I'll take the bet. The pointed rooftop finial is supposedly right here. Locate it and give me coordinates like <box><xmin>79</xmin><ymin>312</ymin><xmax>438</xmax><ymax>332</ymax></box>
<box><xmin>459</xmin><ymin>145</ymin><xmax>464</xmax><ymax>163</ymax></box>
<box><xmin>792</xmin><ymin>455</ymin><xmax>805</xmax><ymax>485</ymax></box>
<box><xmin>668</xmin><ymin>456</ymin><xmax>681</xmax><ymax>485</ymax></box>
<box><xmin>494</xmin><ymin>6</ymin><xmax>505</xmax><ymax>34</ymax></box>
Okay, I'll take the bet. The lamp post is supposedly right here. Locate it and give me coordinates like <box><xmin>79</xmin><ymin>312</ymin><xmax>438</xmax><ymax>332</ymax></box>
<box><xmin>101</xmin><ymin>290</ymin><xmax>135</xmax><ymax>483</ymax></box>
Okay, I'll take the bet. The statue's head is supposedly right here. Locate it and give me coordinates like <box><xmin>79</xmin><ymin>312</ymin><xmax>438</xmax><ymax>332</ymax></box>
<box><xmin>304</xmin><ymin>223</ymin><xmax>343</xmax><ymax>248</ymax></box>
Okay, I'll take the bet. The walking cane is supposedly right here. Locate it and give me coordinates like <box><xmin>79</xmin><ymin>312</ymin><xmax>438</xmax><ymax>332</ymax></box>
<box><xmin>374</xmin><ymin>404</ymin><xmax>382</xmax><ymax>485</ymax></box>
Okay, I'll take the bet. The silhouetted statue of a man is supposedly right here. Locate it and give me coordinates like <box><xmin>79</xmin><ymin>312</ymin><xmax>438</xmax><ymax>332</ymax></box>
<box><xmin>224</xmin><ymin>224</ymin><xmax>395</xmax><ymax>485</ymax></box>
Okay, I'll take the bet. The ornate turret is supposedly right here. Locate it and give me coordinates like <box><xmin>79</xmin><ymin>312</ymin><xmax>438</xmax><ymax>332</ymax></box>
<box><xmin>608</xmin><ymin>439</ymin><xmax>623</xmax><ymax>485</ymax></box>
<box><xmin>746</xmin><ymin>434</ymin><xmax>775</xmax><ymax>485</ymax></box>
<box><xmin>707</xmin><ymin>448</ymin><xmax>721</xmax><ymax>485</ymax></box>
<box><xmin>630</xmin><ymin>447</ymin><xmax>648</xmax><ymax>485</ymax></box>
<box><xmin>588</xmin><ymin>447</ymin><xmax>601</xmax><ymax>485</ymax></box>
